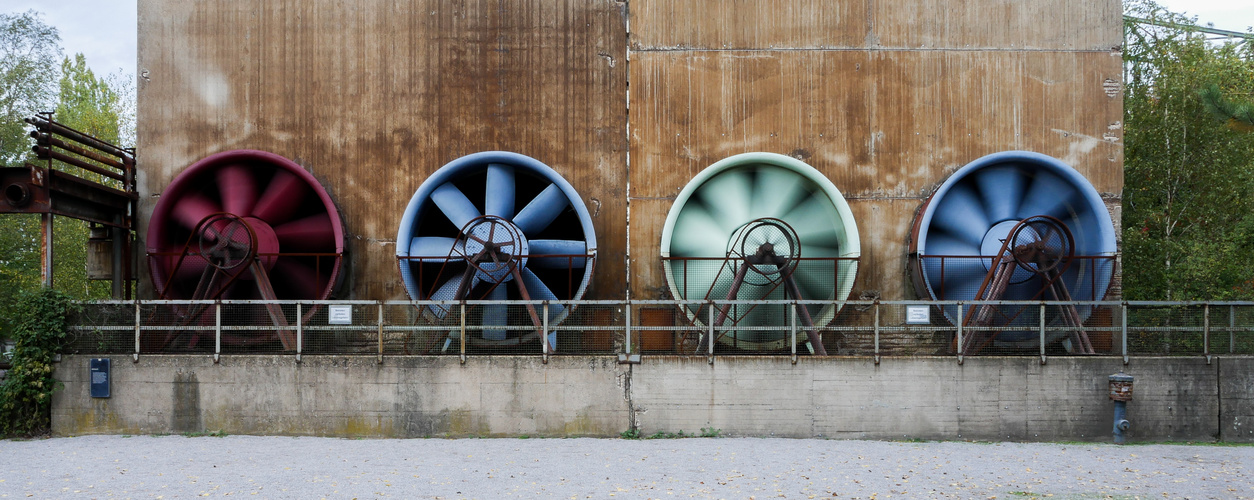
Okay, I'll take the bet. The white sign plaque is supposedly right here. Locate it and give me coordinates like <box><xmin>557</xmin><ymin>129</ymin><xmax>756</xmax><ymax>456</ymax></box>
<box><xmin>905</xmin><ymin>305</ymin><xmax>931</xmax><ymax>325</ymax></box>
<box><xmin>328</xmin><ymin>304</ymin><xmax>352</xmax><ymax>325</ymax></box>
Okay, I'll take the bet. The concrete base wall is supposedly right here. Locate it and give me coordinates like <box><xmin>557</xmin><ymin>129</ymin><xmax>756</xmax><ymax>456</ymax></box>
<box><xmin>52</xmin><ymin>355</ymin><xmax>1247</xmax><ymax>442</ymax></box>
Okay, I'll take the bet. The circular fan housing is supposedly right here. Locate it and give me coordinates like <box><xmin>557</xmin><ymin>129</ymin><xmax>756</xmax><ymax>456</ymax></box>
<box><xmin>396</xmin><ymin>151</ymin><xmax>596</xmax><ymax>343</ymax></box>
<box><xmin>661</xmin><ymin>152</ymin><xmax>861</xmax><ymax>350</ymax></box>
<box><xmin>147</xmin><ymin>149</ymin><xmax>345</xmax><ymax>302</ymax></box>
<box><xmin>910</xmin><ymin>151</ymin><xmax>1116</xmax><ymax>345</ymax></box>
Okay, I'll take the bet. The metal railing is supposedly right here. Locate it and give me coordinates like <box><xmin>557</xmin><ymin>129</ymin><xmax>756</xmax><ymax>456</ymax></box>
<box><xmin>62</xmin><ymin>299</ymin><xmax>1254</xmax><ymax>363</ymax></box>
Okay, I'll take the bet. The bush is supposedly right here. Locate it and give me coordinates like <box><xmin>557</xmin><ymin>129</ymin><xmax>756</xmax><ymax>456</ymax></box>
<box><xmin>0</xmin><ymin>289</ymin><xmax>77</xmax><ymax>437</ymax></box>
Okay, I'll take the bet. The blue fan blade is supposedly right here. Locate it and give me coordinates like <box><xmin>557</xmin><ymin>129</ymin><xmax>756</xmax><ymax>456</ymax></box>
<box><xmin>670</xmin><ymin>205</ymin><xmax>731</xmax><ymax>257</ymax></box>
<box><xmin>481</xmin><ymin>284</ymin><xmax>508</xmax><ymax>341</ymax></box>
<box><xmin>484</xmin><ymin>163</ymin><xmax>515</xmax><ymax>219</ymax></box>
<box><xmin>409</xmin><ymin>237</ymin><xmax>464</xmax><ymax>261</ymax></box>
<box><xmin>1016</xmin><ymin>170</ymin><xmax>1077</xmax><ymax>220</ymax></box>
<box><xmin>930</xmin><ymin>183</ymin><xmax>990</xmax><ymax>247</ymax></box>
<box><xmin>974</xmin><ymin>166</ymin><xmax>1027</xmax><ymax>223</ymax></box>
<box><xmin>749</xmin><ymin>166</ymin><xmax>808</xmax><ymax>219</ymax></box>
<box><xmin>924</xmin><ymin>232</ymin><xmax>982</xmax><ymax>258</ymax></box>
<box><xmin>520</xmin><ymin>267</ymin><xmax>567</xmax><ymax>322</ymax></box>
<box><xmin>426</xmin><ymin>276</ymin><xmax>465</xmax><ymax>319</ymax></box>
<box><xmin>922</xmin><ymin>251</ymin><xmax>986</xmax><ymax>300</ymax></box>
<box><xmin>529</xmin><ymin>239</ymin><xmax>588</xmax><ymax>268</ymax></box>
<box><xmin>431</xmin><ymin>182</ymin><xmax>481</xmax><ymax>230</ymax></box>
<box><xmin>513</xmin><ymin>184</ymin><xmax>567</xmax><ymax>235</ymax></box>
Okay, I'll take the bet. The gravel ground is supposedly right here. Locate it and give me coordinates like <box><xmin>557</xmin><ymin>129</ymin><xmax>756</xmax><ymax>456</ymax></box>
<box><xmin>1</xmin><ymin>435</ymin><xmax>1251</xmax><ymax>499</ymax></box>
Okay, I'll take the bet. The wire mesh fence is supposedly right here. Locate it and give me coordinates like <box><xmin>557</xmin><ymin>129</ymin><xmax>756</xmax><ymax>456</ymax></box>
<box><xmin>61</xmin><ymin>300</ymin><xmax>1254</xmax><ymax>360</ymax></box>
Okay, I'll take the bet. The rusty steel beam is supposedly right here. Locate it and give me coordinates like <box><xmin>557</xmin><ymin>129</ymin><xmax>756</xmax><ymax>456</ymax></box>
<box><xmin>32</xmin><ymin>132</ymin><xmax>128</xmax><ymax>170</ymax></box>
<box><xmin>25</xmin><ymin>116</ymin><xmax>132</xmax><ymax>160</ymax></box>
<box><xmin>33</xmin><ymin>146</ymin><xmax>127</xmax><ymax>182</ymax></box>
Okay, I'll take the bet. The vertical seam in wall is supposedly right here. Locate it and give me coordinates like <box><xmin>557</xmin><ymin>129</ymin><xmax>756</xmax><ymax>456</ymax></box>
<box><xmin>1216</xmin><ymin>356</ymin><xmax>1223</xmax><ymax>442</ymax></box>
<box><xmin>623</xmin><ymin>0</ymin><xmax>632</xmax><ymax>299</ymax></box>
<box><xmin>624</xmin><ymin>364</ymin><xmax>637</xmax><ymax>432</ymax></box>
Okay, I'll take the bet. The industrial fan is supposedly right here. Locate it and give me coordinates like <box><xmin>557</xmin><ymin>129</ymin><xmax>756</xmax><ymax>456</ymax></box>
<box><xmin>396</xmin><ymin>151</ymin><xmax>596</xmax><ymax>349</ymax></box>
<box><xmin>146</xmin><ymin>149</ymin><xmax>345</xmax><ymax>350</ymax></box>
<box><xmin>660</xmin><ymin>152</ymin><xmax>861</xmax><ymax>354</ymax></box>
<box><xmin>909</xmin><ymin>150</ymin><xmax>1116</xmax><ymax>353</ymax></box>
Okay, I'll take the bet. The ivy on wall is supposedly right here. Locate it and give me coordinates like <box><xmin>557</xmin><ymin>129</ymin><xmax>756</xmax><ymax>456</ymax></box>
<box><xmin>0</xmin><ymin>289</ymin><xmax>77</xmax><ymax>437</ymax></box>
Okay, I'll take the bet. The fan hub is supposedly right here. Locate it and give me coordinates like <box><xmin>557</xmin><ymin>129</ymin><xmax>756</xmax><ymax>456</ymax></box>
<box><xmin>196</xmin><ymin>214</ymin><xmax>280</xmax><ymax>280</ymax></box>
<box><xmin>729</xmin><ymin>218</ymin><xmax>801</xmax><ymax>285</ymax></box>
<box><xmin>462</xmin><ymin>216</ymin><xmax>528</xmax><ymax>283</ymax></box>
<box><xmin>980</xmin><ymin>219</ymin><xmax>1038</xmax><ymax>283</ymax></box>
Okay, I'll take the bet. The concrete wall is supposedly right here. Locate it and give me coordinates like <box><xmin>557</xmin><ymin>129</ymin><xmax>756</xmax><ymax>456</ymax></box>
<box><xmin>53</xmin><ymin>355</ymin><xmax>1245</xmax><ymax>442</ymax></box>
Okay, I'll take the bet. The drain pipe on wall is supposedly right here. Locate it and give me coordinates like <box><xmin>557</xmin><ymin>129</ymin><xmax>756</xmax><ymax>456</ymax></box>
<box><xmin>1109</xmin><ymin>372</ymin><xmax>1134</xmax><ymax>444</ymax></box>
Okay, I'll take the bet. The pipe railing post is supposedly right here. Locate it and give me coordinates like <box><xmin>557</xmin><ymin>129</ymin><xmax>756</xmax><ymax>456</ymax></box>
<box><xmin>1231</xmin><ymin>305</ymin><xmax>1236</xmax><ymax>355</ymax></box>
<box><xmin>133</xmin><ymin>300</ymin><xmax>141</xmax><ymax>362</ymax></box>
<box><xmin>873</xmin><ymin>302</ymin><xmax>881</xmax><ymax>365</ymax></box>
<box><xmin>790</xmin><ymin>302</ymin><xmax>797</xmax><ymax>365</ymax></box>
<box><xmin>956</xmin><ymin>303</ymin><xmax>964</xmax><ymax>365</ymax></box>
<box><xmin>1122</xmin><ymin>302</ymin><xmax>1129</xmax><ymax>365</ymax></box>
<box><xmin>1039</xmin><ymin>303</ymin><xmax>1047</xmax><ymax>365</ymax></box>
<box><xmin>542</xmin><ymin>302</ymin><xmax>550</xmax><ymax>363</ymax></box>
<box><xmin>459</xmin><ymin>302</ymin><xmax>467</xmax><ymax>364</ymax></box>
<box><xmin>377</xmin><ymin>302</ymin><xmax>384</xmax><ymax>364</ymax></box>
<box><xmin>214</xmin><ymin>301</ymin><xmax>222</xmax><ymax>364</ymax></box>
<box><xmin>295</xmin><ymin>302</ymin><xmax>302</xmax><ymax>364</ymax></box>
<box><xmin>708</xmin><ymin>302</ymin><xmax>715</xmax><ymax>364</ymax></box>
<box><xmin>1204</xmin><ymin>303</ymin><xmax>1211</xmax><ymax>364</ymax></box>
<box><xmin>624</xmin><ymin>301</ymin><xmax>632</xmax><ymax>355</ymax></box>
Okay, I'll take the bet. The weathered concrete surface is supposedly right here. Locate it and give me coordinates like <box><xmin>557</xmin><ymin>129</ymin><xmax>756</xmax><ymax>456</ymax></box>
<box><xmin>52</xmin><ymin>355</ymin><xmax>630</xmax><ymax>437</ymax></box>
<box><xmin>629</xmin><ymin>356</ymin><xmax>1218</xmax><ymax>442</ymax></box>
<box><xmin>1220</xmin><ymin>357</ymin><xmax>1254</xmax><ymax>442</ymax></box>
<box><xmin>54</xmin><ymin>355</ymin><xmax>1236</xmax><ymax>442</ymax></box>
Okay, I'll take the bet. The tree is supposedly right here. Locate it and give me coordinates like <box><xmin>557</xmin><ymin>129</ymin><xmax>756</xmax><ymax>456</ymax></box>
<box><xmin>0</xmin><ymin>12</ymin><xmax>135</xmax><ymax>341</ymax></box>
<box><xmin>49</xmin><ymin>54</ymin><xmax>128</xmax><ymax>301</ymax></box>
<box><xmin>0</xmin><ymin>10</ymin><xmax>60</xmax><ymax>165</ymax></box>
<box><xmin>1199</xmin><ymin>83</ymin><xmax>1254</xmax><ymax>132</ymax></box>
<box><xmin>1122</xmin><ymin>0</ymin><xmax>1254</xmax><ymax>300</ymax></box>
<box><xmin>0</xmin><ymin>11</ymin><xmax>59</xmax><ymax>340</ymax></box>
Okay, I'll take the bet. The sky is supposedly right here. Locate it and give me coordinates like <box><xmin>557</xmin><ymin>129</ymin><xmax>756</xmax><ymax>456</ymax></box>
<box><xmin>4</xmin><ymin>0</ymin><xmax>1253</xmax><ymax>82</ymax></box>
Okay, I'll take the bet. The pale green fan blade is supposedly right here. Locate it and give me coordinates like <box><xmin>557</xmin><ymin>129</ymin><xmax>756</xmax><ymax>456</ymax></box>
<box><xmin>783</xmin><ymin>195</ymin><xmax>844</xmax><ymax>249</ymax></box>
<box><xmin>749</xmin><ymin>166</ymin><xmax>809</xmax><ymax>219</ymax></box>
<box><xmin>670</xmin><ymin>205</ymin><xmax>732</xmax><ymax>257</ymax></box>
<box><xmin>696</xmin><ymin>168</ymin><xmax>753</xmax><ymax>228</ymax></box>
<box><xmin>667</xmin><ymin>260</ymin><xmax>721</xmax><ymax>300</ymax></box>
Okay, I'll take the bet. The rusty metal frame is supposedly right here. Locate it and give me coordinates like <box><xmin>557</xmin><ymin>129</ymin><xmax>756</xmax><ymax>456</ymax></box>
<box><xmin>661</xmin><ymin>254</ymin><xmax>860</xmax><ymax>354</ymax></box>
<box><xmin>0</xmin><ymin>112</ymin><xmax>137</xmax><ymax>298</ymax></box>
<box><xmin>397</xmin><ymin>215</ymin><xmax>596</xmax><ymax>351</ymax></box>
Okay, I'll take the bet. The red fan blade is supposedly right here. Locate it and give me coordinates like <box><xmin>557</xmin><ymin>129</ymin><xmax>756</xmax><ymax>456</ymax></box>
<box><xmin>272</xmin><ymin>257</ymin><xmax>325</xmax><ymax>300</ymax></box>
<box><xmin>171</xmin><ymin>192</ymin><xmax>222</xmax><ymax>231</ymax></box>
<box><xmin>252</xmin><ymin>169</ymin><xmax>308</xmax><ymax>224</ymax></box>
<box><xmin>216</xmin><ymin>163</ymin><xmax>259</xmax><ymax>216</ymax></box>
<box><xmin>273</xmin><ymin>214</ymin><xmax>334</xmax><ymax>252</ymax></box>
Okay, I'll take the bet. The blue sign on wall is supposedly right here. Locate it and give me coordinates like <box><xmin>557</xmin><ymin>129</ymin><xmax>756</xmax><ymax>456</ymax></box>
<box><xmin>89</xmin><ymin>358</ymin><xmax>110</xmax><ymax>398</ymax></box>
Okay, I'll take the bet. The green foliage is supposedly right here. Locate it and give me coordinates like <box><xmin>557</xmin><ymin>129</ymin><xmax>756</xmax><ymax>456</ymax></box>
<box><xmin>619</xmin><ymin>428</ymin><xmax>640</xmax><ymax>439</ymax></box>
<box><xmin>0</xmin><ymin>10</ymin><xmax>60</xmax><ymax>166</ymax></box>
<box><xmin>56</xmin><ymin>53</ymin><xmax>121</xmax><ymax>146</ymax></box>
<box><xmin>1199</xmin><ymin>84</ymin><xmax>1254</xmax><ymax>131</ymax></box>
<box><xmin>0</xmin><ymin>288</ymin><xmax>77</xmax><ymax>437</ymax></box>
<box><xmin>699</xmin><ymin>426</ymin><xmax>722</xmax><ymax>438</ymax></box>
<box><xmin>1122</xmin><ymin>1</ymin><xmax>1254</xmax><ymax>300</ymax></box>
<box><xmin>0</xmin><ymin>15</ymin><xmax>134</xmax><ymax>342</ymax></box>
<box><xmin>181</xmin><ymin>429</ymin><xmax>228</xmax><ymax>438</ymax></box>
